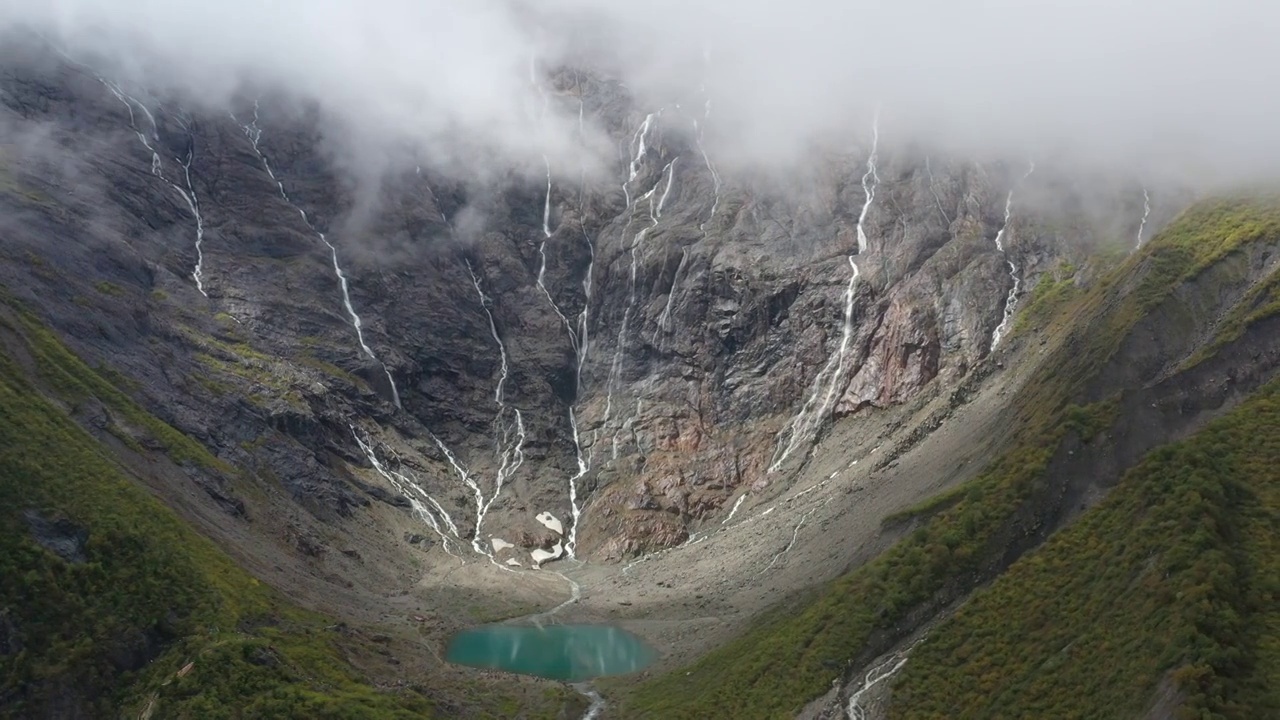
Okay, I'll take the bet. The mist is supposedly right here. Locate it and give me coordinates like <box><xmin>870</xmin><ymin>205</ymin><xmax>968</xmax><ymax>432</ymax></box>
<box><xmin>4</xmin><ymin>0</ymin><xmax>1280</xmax><ymax>186</ymax></box>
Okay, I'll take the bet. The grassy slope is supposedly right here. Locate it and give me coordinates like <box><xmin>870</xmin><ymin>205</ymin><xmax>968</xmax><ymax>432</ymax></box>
<box><xmin>891</xmin><ymin>378</ymin><xmax>1280</xmax><ymax>719</ymax></box>
<box><xmin>0</xmin><ymin>306</ymin><xmax>579</xmax><ymax>718</ymax></box>
<box><xmin>616</xmin><ymin>196</ymin><xmax>1280</xmax><ymax>718</ymax></box>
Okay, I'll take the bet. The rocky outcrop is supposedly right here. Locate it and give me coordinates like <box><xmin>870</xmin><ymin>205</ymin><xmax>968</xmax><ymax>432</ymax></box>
<box><xmin>840</xmin><ymin>294</ymin><xmax>941</xmax><ymax>413</ymax></box>
<box><xmin>22</xmin><ymin>511</ymin><xmax>88</xmax><ymax>565</ymax></box>
<box><xmin>0</xmin><ymin>35</ymin><xmax>1151</xmax><ymax>563</ymax></box>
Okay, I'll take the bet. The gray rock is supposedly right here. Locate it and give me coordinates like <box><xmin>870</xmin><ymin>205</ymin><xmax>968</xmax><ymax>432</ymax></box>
<box><xmin>0</xmin><ymin>36</ymin><xmax>1156</xmax><ymax>560</ymax></box>
<box><xmin>22</xmin><ymin>510</ymin><xmax>88</xmax><ymax>565</ymax></box>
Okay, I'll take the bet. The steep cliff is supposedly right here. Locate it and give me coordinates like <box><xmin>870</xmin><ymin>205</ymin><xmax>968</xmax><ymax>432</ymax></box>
<box><xmin>0</xmin><ymin>38</ymin><xmax>1159</xmax><ymax>567</ymax></box>
<box><xmin>6</xmin><ymin>30</ymin><xmax>1266</xmax><ymax>720</ymax></box>
<box><xmin>619</xmin><ymin>196</ymin><xmax>1280</xmax><ymax>719</ymax></box>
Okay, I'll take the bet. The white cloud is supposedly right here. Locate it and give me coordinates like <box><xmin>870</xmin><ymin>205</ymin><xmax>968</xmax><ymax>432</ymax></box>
<box><xmin>4</xmin><ymin>0</ymin><xmax>1279</xmax><ymax>185</ymax></box>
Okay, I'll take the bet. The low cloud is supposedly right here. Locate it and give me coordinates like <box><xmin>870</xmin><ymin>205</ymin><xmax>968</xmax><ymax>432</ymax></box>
<box><xmin>4</xmin><ymin>0</ymin><xmax>1279</xmax><ymax>187</ymax></box>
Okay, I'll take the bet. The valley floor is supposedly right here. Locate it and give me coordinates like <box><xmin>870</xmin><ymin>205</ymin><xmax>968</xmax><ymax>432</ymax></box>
<box><xmin>366</xmin><ymin>339</ymin><xmax>1038</xmax><ymax>685</ymax></box>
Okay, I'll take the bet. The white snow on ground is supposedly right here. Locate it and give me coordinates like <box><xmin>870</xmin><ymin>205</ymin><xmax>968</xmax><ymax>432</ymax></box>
<box><xmin>531</xmin><ymin>541</ymin><xmax>565</xmax><ymax>566</ymax></box>
<box><xmin>537</xmin><ymin>511</ymin><xmax>565</xmax><ymax>535</ymax></box>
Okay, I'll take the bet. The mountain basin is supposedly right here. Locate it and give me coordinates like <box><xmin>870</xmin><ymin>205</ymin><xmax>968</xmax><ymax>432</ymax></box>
<box><xmin>445</xmin><ymin>623</ymin><xmax>657</xmax><ymax>681</ymax></box>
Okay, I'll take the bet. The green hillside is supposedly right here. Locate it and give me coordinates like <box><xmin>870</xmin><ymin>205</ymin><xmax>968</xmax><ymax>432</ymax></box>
<box><xmin>616</xmin><ymin>197</ymin><xmax>1280</xmax><ymax>719</ymax></box>
<box><xmin>891</xmin><ymin>378</ymin><xmax>1280</xmax><ymax>719</ymax></box>
<box><xmin>0</xmin><ymin>305</ymin><xmax>579</xmax><ymax>718</ymax></box>
<box><xmin>4</xmin><ymin>184</ymin><xmax>1277</xmax><ymax>719</ymax></box>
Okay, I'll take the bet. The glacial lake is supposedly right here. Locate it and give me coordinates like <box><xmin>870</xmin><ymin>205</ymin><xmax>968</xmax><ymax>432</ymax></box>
<box><xmin>445</xmin><ymin>624</ymin><xmax>656</xmax><ymax>681</ymax></box>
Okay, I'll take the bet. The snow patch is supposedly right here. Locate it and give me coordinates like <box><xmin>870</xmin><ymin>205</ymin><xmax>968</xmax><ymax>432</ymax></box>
<box><xmin>537</xmin><ymin>512</ymin><xmax>564</xmax><ymax>535</ymax></box>
<box><xmin>531</xmin><ymin>542</ymin><xmax>564</xmax><ymax>566</ymax></box>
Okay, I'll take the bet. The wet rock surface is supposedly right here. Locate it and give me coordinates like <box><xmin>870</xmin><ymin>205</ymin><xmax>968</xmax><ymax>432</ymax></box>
<box><xmin>0</xmin><ymin>36</ymin><xmax>1156</xmax><ymax>563</ymax></box>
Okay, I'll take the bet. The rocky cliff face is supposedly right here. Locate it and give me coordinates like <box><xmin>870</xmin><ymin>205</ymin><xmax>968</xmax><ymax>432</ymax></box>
<box><xmin>0</xmin><ymin>36</ymin><xmax>1158</xmax><ymax>567</ymax></box>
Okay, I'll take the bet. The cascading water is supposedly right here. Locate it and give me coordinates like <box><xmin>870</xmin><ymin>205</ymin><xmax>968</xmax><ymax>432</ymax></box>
<box><xmin>768</xmin><ymin>111</ymin><xmax>879</xmax><ymax>473</ymax></box>
<box><xmin>989</xmin><ymin>160</ymin><xmax>1037</xmax><ymax>351</ymax></box>
<box><xmin>607</xmin><ymin>158</ymin><xmax>678</xmax><ymax>459</ymax></box>
<box><xmin>1136</xmin><ymin>186</ymin><xmax>1151</xmax><ymax>249</ymax></box>
<box><xmin>98</xmin><ymin>78</ymin><xmax>211</xmax><ymax>296</ymax></box>
<box><xmin>845</xmin><ymin>637</ymin><xmax>926</xmax><ymax>720</ymax></box>
<box><xmin>924</xmin><ymin>155</ymin><xmax>952</xmax><ymax>226</ymax></box>
<box><xmin>352</xmin><ymin>428</ymin><xmax>461</xmax><ymax>560</ymax></box>
<box><xmin>230</xmin><ymin>101</ymin><xmax>401</xmax><ymax>408</ymax></box>
<box><xmin>463</xmin><ymin>261</ymin><xmax>529</xmax><ymax>564</ymax></box>
<box><xmin>722</xmin><ymin>494</ymin><xmax>746</xmax><ymax>525</ymax></box>
<box><xmin>758</xmin><ymin>498</ymin><xmax>831</xmax><ymax>574</ymax></box>
<box><xmin>599</xmin><ymin>112</ymin><xmax>662</xmax><ymax>437</ymax></box>
<box><xmin>527</xmin><ymin>59</ymin><xmax>599</xmax><ymax>559</ymax></box>
<box><xmin>656</xmin><ymin>57</ymin><xmax>719</xmax><ymax>344</ymax></box>
<box><xmin>174</xmin><ymin>148</ymin><xmax>208</xmax><ymax>297</ymax></box>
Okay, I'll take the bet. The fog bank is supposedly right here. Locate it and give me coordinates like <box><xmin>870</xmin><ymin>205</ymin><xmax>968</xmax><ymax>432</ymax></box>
<box><xmin>4</xmin><ymin>0</ymin><xmax>1278</xmax><ymax>185</ymax></box>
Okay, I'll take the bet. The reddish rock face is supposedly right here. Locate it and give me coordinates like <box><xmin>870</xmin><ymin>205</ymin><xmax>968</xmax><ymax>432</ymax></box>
<box><xmin>840</xmin><ymin>296</ymin><xmax>942</xmax><ymax>415</ymax></box>
<box><xmin>592</xmin><ymin>508</ymin><xmax>690</xmax><ymax>561</ymax></box>
<box><xmin>0</xmin><ymin>41</ymin><xmax>1140</xmax><ymax>565</ymax></box>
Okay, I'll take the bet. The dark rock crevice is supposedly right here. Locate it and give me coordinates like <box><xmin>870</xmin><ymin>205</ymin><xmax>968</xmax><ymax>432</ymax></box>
<box><xmin>0</xmin><ymin>37</ymin><xmax>1158</xmax><ymax>560</ymax></box>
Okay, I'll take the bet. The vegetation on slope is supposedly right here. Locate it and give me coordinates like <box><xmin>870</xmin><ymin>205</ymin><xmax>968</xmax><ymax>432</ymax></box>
<box><xmin>0</xmin><ymin>305</ymin><xmax>579</xmax><ymax>718</ymax></box>
<box><xmin>1012</xmin><ymin>260</ymin><xmax>1082</xmax><ymax>335</ymax></box>
<box><xmin>891</xmin><ymin>378</ymin><xmax>1280</xmax><ymax>719</ymax></box>
<box><xmin>617</xmin><ymin>399</ymin><xmax>1114</xmax><ymax>719</ymax></box>
<box><xmin>8</xmin><ymin>308</ymin><xmax>232</xmax><ymax>472</ymax></box>
<box><xmin>1184</xmin><ymin>260</ymin><xmax>1280</xmax><ymax>370</ymax></box>
<box><xmin>617</xmin><ymin>196</ymin><xmax>1280</xmax><ymax>718</ymax></box>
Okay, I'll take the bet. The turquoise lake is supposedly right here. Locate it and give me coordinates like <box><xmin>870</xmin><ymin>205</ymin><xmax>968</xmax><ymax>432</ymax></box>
<box><xmin>445</xmin><ymin>624</ymin><xmax>657</xmax><ymax>681</ymax></box>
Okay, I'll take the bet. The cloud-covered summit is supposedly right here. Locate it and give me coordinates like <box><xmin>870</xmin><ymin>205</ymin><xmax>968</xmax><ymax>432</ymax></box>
<box><xmin>6</xmin><ymin>0</ymin><xmax>1279</xmax><ymax>185</ymax></box>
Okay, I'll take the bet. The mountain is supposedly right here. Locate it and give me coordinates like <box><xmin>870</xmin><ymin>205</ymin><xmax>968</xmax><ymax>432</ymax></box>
<box><xmin>1</xmin><ymin>33</ymin><xmax>1276</xmax><ymax>719</ymax></box>
<box><xmin>617</xmin><ymin>197</ymin><xmax>1280</xmax><ymax>718</ymax></box>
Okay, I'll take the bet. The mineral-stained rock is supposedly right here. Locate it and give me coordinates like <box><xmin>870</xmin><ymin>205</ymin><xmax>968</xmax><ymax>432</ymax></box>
<box><xmin>0</xmin><ymin>36</ymin><xmax>1144</xmax><ymax>561</ymax></box>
